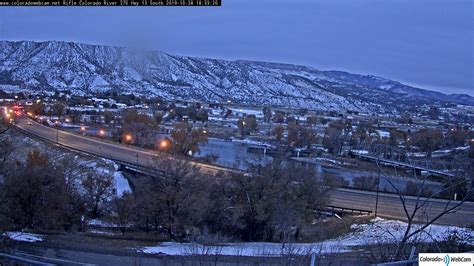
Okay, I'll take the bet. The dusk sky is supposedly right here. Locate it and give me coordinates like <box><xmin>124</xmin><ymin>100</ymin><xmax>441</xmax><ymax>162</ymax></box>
<box><xmin>0</xmin><ymin>0</ymin><xmax>472</xmax><ymax>95</ymax></box>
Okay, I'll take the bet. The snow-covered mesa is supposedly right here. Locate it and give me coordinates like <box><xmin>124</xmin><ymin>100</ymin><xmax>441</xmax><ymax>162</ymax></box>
<box><xmin>1</xmin><ymin>40</ymin><xmax>473</xmax><ymax>111</ymax></box>
<box><xmin>140</xmin><ymin>218</ymin><xmax>474</xmax><ymax>256</ymax></box>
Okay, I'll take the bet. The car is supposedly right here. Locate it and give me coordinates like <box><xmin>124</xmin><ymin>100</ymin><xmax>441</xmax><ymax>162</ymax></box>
<box><xmin>27</xmin><ymin>121</ymin><xmax>32</xmax><ymax>125</ymax></box>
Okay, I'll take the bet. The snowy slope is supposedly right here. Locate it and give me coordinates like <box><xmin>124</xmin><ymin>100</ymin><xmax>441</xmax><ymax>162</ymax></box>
<box><xmin>0</xmin><ymin>40</ymin><xmax>472</xmax><ymax>111</ymax></box>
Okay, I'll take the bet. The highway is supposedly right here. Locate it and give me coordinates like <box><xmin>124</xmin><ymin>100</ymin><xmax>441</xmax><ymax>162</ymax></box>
<box><xmin>330</xmin><ymin>188</ymin><xmax>474</xmax><ymax>227</ymax></box>
<box><xmin>14</xmin><ymin>115</ymin><xmax>233</xmax><ymax>175</ymax></box>
<box><xmin>13</xmin><ymin>116</ymin><xmax>474</xmax><ymax>227</ymax></box>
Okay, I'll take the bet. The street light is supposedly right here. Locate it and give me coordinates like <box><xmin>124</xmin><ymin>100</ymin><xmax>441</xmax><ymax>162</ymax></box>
<box><xmin>55</xmin><ymin>121</ymin><xmax>60</xmax><ymax>143</ymax></box>
<box><xmin>99</xmin><ymin>129</ymin><xmax>105</xmax><ymax>136</ymax></box>
<box><xmin>125</xmin><ymin>134</ymin><xmax>132</xmax><ymax>145</ymax></box>
<box><xmin>160</xmin><ymin>139</ymin><xmax>169</xmax><ymax>149</ymax></box>
<box><xmin>375</xmin><ymin>159</ymin><xmax>381</xmax><ymax>217</ymax></box>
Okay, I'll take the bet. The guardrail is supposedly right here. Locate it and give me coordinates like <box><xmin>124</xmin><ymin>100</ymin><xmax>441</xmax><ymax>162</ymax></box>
<box><xmin>323</xmin><ymin>205</ymin><xmax>373</xmax><ymax>215</ymax></box>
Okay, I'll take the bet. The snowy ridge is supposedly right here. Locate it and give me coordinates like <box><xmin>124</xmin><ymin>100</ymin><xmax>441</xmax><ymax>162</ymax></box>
<box><xmin>1</xmin><ymin>40</ymin><xmax>472</xmax><ymax>110</ymax></box>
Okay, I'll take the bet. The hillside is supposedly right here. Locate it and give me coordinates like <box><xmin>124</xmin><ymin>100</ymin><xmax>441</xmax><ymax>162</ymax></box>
<box><xmin>1</xmin><ymin>41</ymin><xmax>472</xmax><ymax>111</ymax></box>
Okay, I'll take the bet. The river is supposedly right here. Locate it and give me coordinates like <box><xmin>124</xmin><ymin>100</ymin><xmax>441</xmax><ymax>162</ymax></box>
<box><xmin>197</xmin><ymin>138</ymin><xmax>443</xmax><ymax>193</ymax></box>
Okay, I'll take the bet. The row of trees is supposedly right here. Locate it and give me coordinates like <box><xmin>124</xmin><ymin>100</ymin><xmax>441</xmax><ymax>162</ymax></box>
<box><xmin>0</xmin><ymin>146</ymin><xmax>116</xmax><ymax>230</ymax></box>
<box><xmin>115</xmin><ymin>159</ymin><xmax>331</xmax><ymax>242</ymax></box>
<box><xmin>268</xmin><ymin>118</ymin><xmax>473</xmax><ymax>157</ymax></box>
<box><xmin>167</xmin><ymin>104</ymin><xmax>209</xmax><ymax>123</ymax></box>
<box><xmin>0</xmin><ymin>131</ymin><xmax>332</xmax><ymax>242</ymax></box>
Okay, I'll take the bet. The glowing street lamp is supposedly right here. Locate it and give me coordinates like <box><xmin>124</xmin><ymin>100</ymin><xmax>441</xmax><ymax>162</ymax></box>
<box><xmin>125</xmin><ymin>134</ymin><xmax>133</xmax><ymax>145</ymax></box>
<box><xmin>99</xmin><ymin>129</ymin><xmax>105</xmax><ymax>136</ymax></box>
<box><xmin>160</xmin><ymin>139</ymin><xmax>169</xmax><ymax>148</ymax></box>
<box><xmin>65</xmin><ymin>118</ymin><xmax>70</xmax><ymax>123</ymax></box>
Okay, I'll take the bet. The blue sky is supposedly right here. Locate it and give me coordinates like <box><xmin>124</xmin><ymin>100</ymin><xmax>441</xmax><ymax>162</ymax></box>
<box><xmin>0</xmin><ymin>0</ymin><xmax>472</xmax><ymax>95</ymax></box>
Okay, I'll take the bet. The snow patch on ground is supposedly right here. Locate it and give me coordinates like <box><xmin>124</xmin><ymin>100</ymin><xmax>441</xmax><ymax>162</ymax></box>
<box><xmin>4</xmin><ymin>232</ymin><xmax>44</xmax><ymax>242</ymax></box>
<box><xmin>139</xmin><ymin>218</ymin><xmax>474</xmax><ymax>256</ymax></box>
<box><xmin>113</xmin><ymin>171</ymin><xmax>131</xmax><ymax>196</ymax></box>
<box><xmin>353</xmin><ymin>217</ymin><xmax>474</xmax><ymax>245</ymax></box>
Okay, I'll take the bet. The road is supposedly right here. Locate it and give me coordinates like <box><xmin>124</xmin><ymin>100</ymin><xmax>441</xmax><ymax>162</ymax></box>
<box><xmin>331</xmin><ymin>188</ymin><xmax>474</xmax><ymax>227</ymax></box>
<box><xmin>14</xmin><ymin>116</ymin><xmax>474</xmax><ymax>227</ymax></box>
<box><xmin>14</xmin><ymin>115</ymin><xmax>232</xmax><ymax>175</ymax></box>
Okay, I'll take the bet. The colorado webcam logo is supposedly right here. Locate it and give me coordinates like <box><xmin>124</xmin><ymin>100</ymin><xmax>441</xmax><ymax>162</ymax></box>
<box><xmin>444</xmin><ymin>254</ymin><xmax>450</xmax><ymax>266</ymax></box>
<box><xmin>419</xmin><ymin>253</ymin><xmax>473</xmax><ymax>265</ymax></box>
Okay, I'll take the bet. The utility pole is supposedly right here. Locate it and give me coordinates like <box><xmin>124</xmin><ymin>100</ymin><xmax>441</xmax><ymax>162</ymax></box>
<box><xmin>375</xmin><ymin>159</ymin><xmax>380</xmax><ymax>217</ymax></box>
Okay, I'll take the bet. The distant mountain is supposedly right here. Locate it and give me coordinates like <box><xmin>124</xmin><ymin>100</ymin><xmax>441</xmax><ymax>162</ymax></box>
<box><xmin>0</xmin><ymin>40</ymin><xmax>472</xmax><ymax>111</ymax></box>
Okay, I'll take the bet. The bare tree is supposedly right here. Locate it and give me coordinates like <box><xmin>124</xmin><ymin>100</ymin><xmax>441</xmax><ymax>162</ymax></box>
<box><xmin>0</xmin><ymin>149</ymin><xmax>84</xmax><ymax>230</ymax></box>
<box><xmin>411</xmin><ymin>128</ymin><xmax>443</xmax><ymax>158</ymax></box>
<box><xmin>112</xmin><ymin>192</ymin><xmax>134</xmax><ymax>235</ymax></box>
<box><xmin>237</xmin><ymin>115</ymin><xmax>258</xmax><ymax>137</ymax></box>
<box><xmin>207</xmin><ymin>160</ymin><xmax>331</xmax><ymax>242</ymax></box>
<box><xmin>170</xmin><ymin>122</ymin><xmax>207</xmax><ymax>155</ymax></box>
<box><xmin>262</xmin><ymin>106</ymin><xmax>272</xmax><ymax>123</ymax></box>
<box><xmin>121</xmin><ymin>108</ymin><xmax>159</xmax><ymax>147</ymax></box>
<box><xmin>51</xmin><ymin>102</ymin><xmax>66</xmax><ymax>119</ymax></box>
<box><xmin>0</xmin><ymin>114</ymin><xmax>12</xmax><ymax>135</ymax></box>
<box><xmin>144</xmin><ymin>159</ymin><xmax>209</xmax><ymax>240</ymax></box>
<box><xmin>323</xmin><ymin>120</ymin><xmax>348</xmax><ymax>155</ymax></box>
<box><xmin>82</xmin><ymin>170</ymin><xmax>116</xmax><ymax>219</ymax></box>
<box><xmin>273</xmin><ymin>125</ymin><xmax>284</xmax><ymax>141</ymax></box>
<box><xmin>287</xmin><ymin>123</ymin><xmax>316</xmax><ymax>149</ymax></box>
<box><xmin>377</xmin><ymin>159</ymin><xmax>472</xmax><ymax>260</ymax></box>
<box><xmin>103</xmin><ymin>110</ymin><xmax>115</xmax><ymax>124</ymax></box>
<box><xmin>0</xmin><ymin>137</ymin><xmax>14</xmax><ymax>170</ymax></box>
